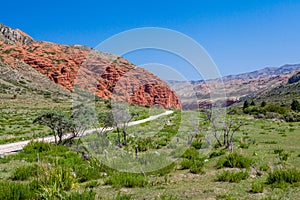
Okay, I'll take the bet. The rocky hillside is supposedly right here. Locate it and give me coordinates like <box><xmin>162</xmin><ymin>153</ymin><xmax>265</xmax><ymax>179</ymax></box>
<box><xmin>169</xmin><ymin>65</ymin><xmax>300</xmax><ymax>109</ymax></box>
<box><xmin>0</xmin><ymin>23</ymin><xmax>181</xmax><ymax>109</ymax></box>
<box><xmin>288</xmin><ymin>71</ymin><xmax>300</xmax><ymax>84</ymax></box>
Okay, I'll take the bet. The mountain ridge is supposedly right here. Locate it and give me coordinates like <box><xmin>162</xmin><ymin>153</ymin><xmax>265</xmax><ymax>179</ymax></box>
<box><xmin>0</xmin><ymin>23</ymin><xmax>181</xmax><ymax>109</ymax></box>
<box><xmin>169</xmin><ymin>64</ymin><xmax>300</xmax><ymax>109</ymax></box>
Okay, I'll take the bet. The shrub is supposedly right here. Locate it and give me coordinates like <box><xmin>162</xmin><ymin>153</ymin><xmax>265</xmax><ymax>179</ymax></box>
<box><xmin>37</xmin><ymin>163</ymin><xmax>78</xmax><ymax>191</ymax></box>
<box><xmin>251</xmin><ymin>180</ymin><xmax>264</xmax><ymax>193</ymax></box>
<box><xmin>22</xmin><ymin>141</ymin><xmax>51</xmax><ymax>153</ymax></box>
<box><xmin>273</xmin><ymin>148</ymin><xmax>290</xmax><ymax>162</ymax></box>
<box><xmin>189</xmin><ymin>159</ymin><xmax>205</xmax><ymax>174</ymax></box>
<box><xmin>209</xmin><ymin>150</ymin><xmax>226</xmax><ymax>158</ymax></box>
<box><xmin>180</xmin><ymin>159</ymin><xmax>193</xmax><ymax>170</ymax></box>
<box><xmin>266</xmin><ymin>168</ymin><xmax>300</xmax><ymax>187</ymax></box>
<box><xmin>0</xmin><ymin>181</ymin><xmax>35</xmax><ymax>200</ymax></box>
<box><xmin>181</xmin><ymin>148</ymin><xmax>199</xmax><ymax>159</ymax></box>
<box><xmin>259</xmin><ymin>164</ymin><xmax>269</xmax><ymax>172</ymax></box>
<box><xmin>191</xmin><ymin>139</ymin><xmax>202</xmax><ymax>149</ymax></box>
<box><xmin>216</xmin><ymin>170</ymin><xmax>249</xmax><ymax>183</ymax></box>
<box><xmin>217</xmin><ymin>152</ymin><xmax>252</xmax><ymax>169</ymax></box>
<box><xmin>105</xmin><ymin>172</ymin><xmax>147</xmax><ymax>188</ymax></box>
<box><xmin>11</xmin><ymin>164</ymin><xmax>39</xmax><ymax>181</ymax></box>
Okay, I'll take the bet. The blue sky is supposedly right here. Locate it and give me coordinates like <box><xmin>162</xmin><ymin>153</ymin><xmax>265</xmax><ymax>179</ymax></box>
<box><xmin>2</xmin><ymin>0</ymin><xmax>300</xmax><ymax>80</ymax></box>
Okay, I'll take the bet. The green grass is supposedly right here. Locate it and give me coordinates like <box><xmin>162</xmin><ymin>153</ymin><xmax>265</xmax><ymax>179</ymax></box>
<box><xmin>217</xmin><ymin>152</ymin><xmax>252</xmax><ymax>169</ymax></box>
<box><xmin>1</xmin><ymin>108</ymin><xmax>300</xmax><ymax>199</ymax></box>
<box><xmin>216</xmin><ymin>170</ymin><xmax>249</xmax><ymax>183</ymax></box>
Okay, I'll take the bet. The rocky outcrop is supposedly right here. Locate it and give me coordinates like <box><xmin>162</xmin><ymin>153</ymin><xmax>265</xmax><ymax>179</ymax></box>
<box><xmin>288</xmin><ymin>72</ymin><xmax>300</xmax><ymax>84</ymax></box>
<box><xmin>0</xmin><ymin>24</ymin><xmax>33</xmax><ymax>45</ymax></box>
<box><xmin>0</xmin><ymin>24</ymin><xmax>181</xmax><ymax>109</ymax></box>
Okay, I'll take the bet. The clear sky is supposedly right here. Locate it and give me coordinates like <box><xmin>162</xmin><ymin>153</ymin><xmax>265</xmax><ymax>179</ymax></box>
<box><xmin>2</xmin><ymin>0</ymin><xmax>300</xmax><ymax>80</ymax></box>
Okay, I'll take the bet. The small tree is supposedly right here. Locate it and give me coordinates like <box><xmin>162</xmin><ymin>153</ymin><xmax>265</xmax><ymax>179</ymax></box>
<box><xmin>203</xmin><ymin>109</ymin><xmax>244</xmax><ymax>150</ymax></box>
<box><xmin>33</xmin><ymin>111</ymin><xmax>70</xmax><ymax>144</ymax></box>
<box><xmin>68</xmin><ymin>104</ymin><xmax>97</xmax><ymax>146</ymax></box>
<box><xmin>250</xmin><ymin>100</ymin><xmax>255</xmax><ymax>106</ymax></box>
<box><xmin>291</xmin><ymin>100</ymin><xmax>300</xmax><ymax>112</ymax></box>
<box><xmin>261</xmin><ymin>101</ymin><xmax>267</xmax><ymax>107</ymax></box>
<box><xmin>97</xmin><ymin>110</ymin><xmax>114</xmax><ymax>136</ymax></box>
<box><xmin>112</xmin><ymin>102</ymin><xmax>138</xmax><ymax>147</ymax></box>
<box><xmin>243</xmin><ymin>100</ymin><xmax>250</xmax><ymax>110</ymax></box>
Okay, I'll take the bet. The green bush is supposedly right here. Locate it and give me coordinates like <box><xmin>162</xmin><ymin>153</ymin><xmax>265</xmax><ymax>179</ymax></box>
<box><xmin>180</xmin><ymin>159</ymin><xmax>193</xmax><ymax>170</ymax></box>
<box><xmin>216</xmin><ymin>170</ymin><xmax>249</xmax><ymax>183</ymax></box>
<box><xmin>22</xmin><ymin>141</ymin><xmax>51</xmax><ymax>153</ymax></box>
<box><xmin>11</xmin><ymin>164</ymin><xmax>39</xmax><ymax>181</ymax></box>
<box><xmin>191</xmin><ymin>139</ymin><xmax>202</xmax><ymax>149</ymax></box>
<box><xmin>105</xmin><ymin>172</ymin><xmax>147</xmax><ymax>188</ymax></box>
<box><xmin>217</xmin><ymin>152</ymin><xmax>252</xmax><ymax>169</ymax></box>
<box><xmin>37</xmin><ymin>163</ymin><xmax>78</xmax><ymax>191</ymax></box>
<box><xmin>251</xmin><ymin>180</ymin><xmax>264</xmax><ymax>193</ymax></box>
<box><xmin>181</xmin><ymin>148</ymin><xmax>199</xmax><ymax>159</ymax></box>
<box><xmin>266</xmin><ymin>168</ymin><xmax>300</xmax><ymax>187</ymax></box>
<box><xmin>60</xmin><ymin>156</ymin><xmax>106</xmax><ymax>183</ymax></box>
<box><xmin>0</xmin><ymin>181</ymin><xmax>35</xmax><ymax>200</ymax></box>
<box><xmin>179</xmin><ymin>157</ymin><xmax>205</xmax><ymax>174</ymax></box>
<box><xmin>273</xmin><ymin>148</ymin><xmax>290</xmax><ymax>162</ymax></box>
<box><xmin>259</xmin><ymin>164</ymin><xmax>269</xmax><ymax>172</ymax></box>
<box><xmin>209</xmin><ymin>150</ymin><xmax>226</xmax><ymax>158</ymax></box>
<box><xmin>189</xmin><ymin>159</ymin><xmax>205</xmax><ymax>174</ymax></box>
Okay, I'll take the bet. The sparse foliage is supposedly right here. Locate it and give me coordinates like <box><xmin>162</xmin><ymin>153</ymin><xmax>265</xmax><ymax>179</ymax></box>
<box><xmin>202</xmin><ymin>109</ymin><xmax>244</xmax><ymax>150</ymax></box>
<box><xmin>33</xmin><ymin>111</ymin><xmax>71</xmax><ymax>144</ymax></box>
<box><xmin>291</xmin><ymin>100</ymin><xmax>300</xmax><ymax>112</ymax></box>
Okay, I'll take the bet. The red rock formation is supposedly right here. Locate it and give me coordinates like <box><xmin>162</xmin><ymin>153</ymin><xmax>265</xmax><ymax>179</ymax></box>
<box><xmin>0</xmin><ymin>24</ymin><xmax>181</xmax><ymax>109</ymax></box>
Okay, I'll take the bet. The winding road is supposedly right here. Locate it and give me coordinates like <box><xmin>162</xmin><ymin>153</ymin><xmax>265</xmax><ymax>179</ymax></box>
<box><xmin>0</xmin><ymin>110</ymin><xmax>173</xmax><ymax>155</ymax></box>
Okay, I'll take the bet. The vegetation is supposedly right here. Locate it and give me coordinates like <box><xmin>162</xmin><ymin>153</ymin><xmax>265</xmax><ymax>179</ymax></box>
<box><xmin>217</xmin><ymin>152</ymin><xmax>252</xmax><ymax>169</ymax></box>
<box><xmin>216</xmin><ymin>170</ymin><xmax>249</xmax><ymax>183</ymax></box>
<box><xmin>1</xmin><ymin>92</ymin><xmax>300</xmax><ymax>199</ymax></box>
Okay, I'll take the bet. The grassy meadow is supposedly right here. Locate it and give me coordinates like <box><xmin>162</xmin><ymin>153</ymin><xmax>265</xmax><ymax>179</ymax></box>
<box><xmin>1</xmin><ymin>93</ymin><xmax>300</xmax><ymax>200</ymax></box>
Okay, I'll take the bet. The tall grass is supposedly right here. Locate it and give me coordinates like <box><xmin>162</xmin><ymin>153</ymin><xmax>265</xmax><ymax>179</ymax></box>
<box><xmin>217</xmin><ymin>152</ymin><xmax>252</xmax><ymax>169</ymax></box>
<box><xmin>0</xmin><ymin>181</ymin><xmax>35</xmax><ymax>200</ymax></box>
<box><xmin>105</xmin><ymin>172</ymin><xmax>147</xmax><ymax>188</ymax></box>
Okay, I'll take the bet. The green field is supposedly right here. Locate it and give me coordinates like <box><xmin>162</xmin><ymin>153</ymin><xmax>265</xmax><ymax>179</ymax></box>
<box><xmin>1</xmin><ymin>98</ymin><xmax>300</xmax><ymax>199</ymax></box>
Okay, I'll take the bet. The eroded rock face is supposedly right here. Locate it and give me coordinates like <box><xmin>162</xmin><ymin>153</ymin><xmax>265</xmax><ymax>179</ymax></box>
<box><xmin>0</xmin><ymin>24</ymin><xmax>181</xmax><ymax>109</ymax></box>
<box><xmin>288</xmin><ymin>72</ymin><xmax>300</xmax><ymax>84</ymax></box>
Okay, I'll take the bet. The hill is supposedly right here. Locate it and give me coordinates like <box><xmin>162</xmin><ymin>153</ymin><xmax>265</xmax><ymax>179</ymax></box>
<box><xmin>251</xmin><ymin>72</ymin><xmax>300</xmax><ymax>105</ymax></box>
<box><xmin>169</xmin><ymin>65</ymin><xmax>300</xmax><ymax>109</ymax></box>
<box><xmin>0</xmin><ymin>23</ymin><xmax>181</xmax><ymax>109</ymax></box>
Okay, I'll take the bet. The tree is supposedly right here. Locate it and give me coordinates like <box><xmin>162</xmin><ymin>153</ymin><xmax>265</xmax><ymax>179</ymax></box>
<box><xmin>111</xmin><ymin>102</ymin><xmax>138</xmax><ymax>147</ymax></box>
<box><xmin>203</xmin><ymin>109</ymin><xmax>244</xmax><ymax>150</ymax></box>
<box><xmin>97</xmin><ymin>110</ymin><xmax>114</xmax><ymax>136</ymax></box>
<box><xmin>243</xmin><ymin>100</ymin><xmax>250</xmax><ymax>110</ymax></box>
<box><xmin>68</xmin><ymin>104</ymin><xmax>97</xmax><ymax>146</ymax></box>
<box><xmin>33</xmin><ymin>111</ymin><xmax>70</xmax><ymax>144</ymax></box>
<box><xmin>291</xmin><ymin>100</ymin><xmax>300</xmax><ymax>112</ymax></box>
<box><xmin>250</xmin><ymin>100</ymin><xmax>255</xmax><ymax>106</ymax></box>
<box><xmin>261</xmin><ymin>101</ymin><xmax>267</xmax><ymax>107</ymax></box>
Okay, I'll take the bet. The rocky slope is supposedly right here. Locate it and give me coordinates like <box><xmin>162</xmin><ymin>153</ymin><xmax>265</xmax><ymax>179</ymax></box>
<box><xmin>0</xmin><ymin>23</ymin><xmax>181</xmax><ymax>109</ymax></box>
<box><xmin>169</xmin><ymin>65</ymin><xmax>300</xmax><ymax>109</ymax></box>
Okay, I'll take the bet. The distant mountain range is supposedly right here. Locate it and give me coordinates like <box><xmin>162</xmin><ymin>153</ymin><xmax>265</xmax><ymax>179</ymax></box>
<box><xmin>168</xmin><ymin>64</ymin><xmax>300</xmax><ymax>109</ymax></box>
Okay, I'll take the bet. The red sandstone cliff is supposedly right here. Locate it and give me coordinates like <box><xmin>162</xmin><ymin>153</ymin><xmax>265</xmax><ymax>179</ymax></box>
<box><xmin>0</xmin><ymin>24</ymin><xmax>181</xmax><ymax>109</ymax></box>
